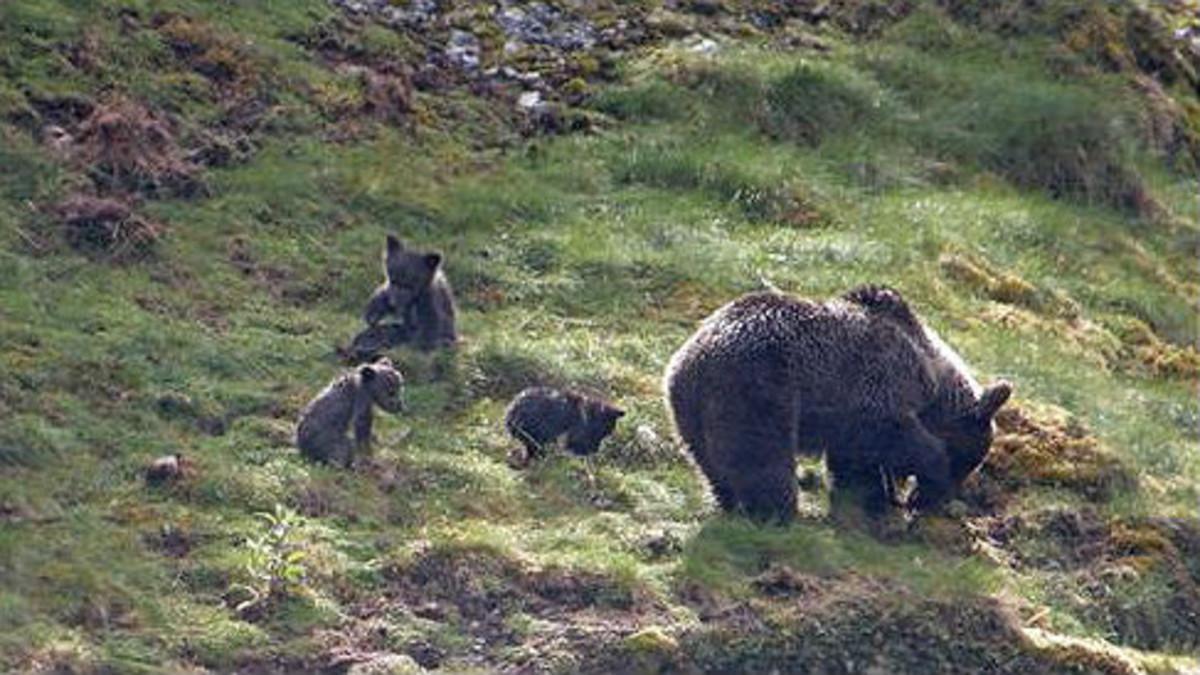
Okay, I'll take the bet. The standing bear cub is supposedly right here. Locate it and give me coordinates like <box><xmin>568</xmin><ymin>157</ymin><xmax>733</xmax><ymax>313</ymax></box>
<box><xmin>363</xmin><ymin>234</ymin><xmax>458</xmax><ymax>350</ymax></box>
<box><xmin>663</xmin><ymin>285</ymin><xmax>1011</xmax><ymax>523</ymax></box>
<box><xmin>296</xmin><ymin>358</ymin><xmax>406</xmax><ymax>467</ymax></box>
<box><xmin>504</xmin><ymin>387</ymin><xmax>625</xmax><ymax>469</ymax></box>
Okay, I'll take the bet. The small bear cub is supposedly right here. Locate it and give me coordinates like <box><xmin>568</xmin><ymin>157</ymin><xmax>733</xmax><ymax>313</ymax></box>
<box><xmin>364</xmin><ymin>234</ymin><xmax>457</xmax><ymax>350</ymax></box>
<box><xmin>504</xmin><ymin>387</ymin><xmax>625</xmax><ymax>469</ymax></box>
<box><xmin>296</xmin><ymin>358</ymin><xmax>406</xmax><ymax>468</ymax></box>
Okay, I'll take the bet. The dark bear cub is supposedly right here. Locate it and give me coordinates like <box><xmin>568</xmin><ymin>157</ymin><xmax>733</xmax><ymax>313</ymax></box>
<box><xmin>296</xmin><ymin>358</ymin><xmax>406</xmax><ymax>468</ymax></box>
<box><xmin>363</xmin><ymin>234</ymin><xmax>457</xmax><ymax>350</ymax></box>
<box><xmin>664</xmin><ymin>285</ymin><xmax>1012</xmax><ymax>524</ymax></box>
<box><xmin>504</xmin><ymin>387</ymin><xmax>625</xmax><ymax>469</ymax></box>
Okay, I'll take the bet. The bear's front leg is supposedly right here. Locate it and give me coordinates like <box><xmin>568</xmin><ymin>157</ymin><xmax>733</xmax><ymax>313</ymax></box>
<box><xmin>352</xmin><ymin>404</ymin><xmax>375</xmax><ymax>467</ymax></box>
<box><xmin>827</xmin><ymin>451</ymin><xmax>892</xmax><ymax>521</ymax></box>
<box><xmin>890</xmin><ymin>413</ymin><xmax>951</xmax><ymax>512</ymax></box>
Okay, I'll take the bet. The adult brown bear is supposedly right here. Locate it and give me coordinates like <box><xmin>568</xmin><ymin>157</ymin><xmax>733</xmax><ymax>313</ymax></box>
<box><xmin>663</xmin><ymin>285</ymin><xmax>1011</xmax><ymax>523</ymax></box>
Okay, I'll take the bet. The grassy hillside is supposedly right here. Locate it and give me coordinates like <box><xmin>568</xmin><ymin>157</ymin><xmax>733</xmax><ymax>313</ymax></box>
<box><xmin>1</xmin><ymin>0</ymin><xmax>1198</xmax><ymax>672</ymax></box>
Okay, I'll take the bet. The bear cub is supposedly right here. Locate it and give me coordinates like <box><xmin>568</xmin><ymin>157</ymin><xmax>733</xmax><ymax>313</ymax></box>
<box><xmin>504</xmin><ymin>387</ymin><xmax>625</xmax><ymax>469</ymax></box>
<box><xmin>296</xmin><ymin>358</ymin><xmax>406</xmax><ymax>467</ymax></box>
<box><xmin>364</xmin><ymin>234</ymin><xmax>457</xmax><ymax>350</ymax></box>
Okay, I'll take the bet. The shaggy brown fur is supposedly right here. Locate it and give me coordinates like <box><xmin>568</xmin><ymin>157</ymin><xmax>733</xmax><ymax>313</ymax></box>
<box><xmin>504</xmin><ymin>387</ymin><xmax>624</xmax><ymax>467</ymax></box>
<box><xmin>296</xmin><ymin>358</ymin><xmax>406</xmax><ymax>467</ymax></box>
<box><xmin>663</xmin><ymin>285</ymin><xmax>1011</xmax><ymax>523</ymax></box>
<box><xmin>363</xmin><ymin>234</ymin><xmax>458</xmax><ymax>350</ymax></box>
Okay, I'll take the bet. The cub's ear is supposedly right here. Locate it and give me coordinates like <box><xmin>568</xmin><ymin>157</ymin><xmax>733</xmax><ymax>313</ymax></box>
<box><xmin>424</xmin><ymin>252</ymin><xmax>442</xmax><ymax>271</ymax></box>
<box><xmin>386</xmin><ymin>234</ymin><xmax>403</xmax><ymax>254</ymax></box>
<box><xmin>976</xmin><ymin>381</ymin><xmax>1013</xmax><ymax>421</ymax></box>
<box><xmin>358</xmin><ymin>365</ymin><xmax>377</xmax><ymax>382</ymax></box>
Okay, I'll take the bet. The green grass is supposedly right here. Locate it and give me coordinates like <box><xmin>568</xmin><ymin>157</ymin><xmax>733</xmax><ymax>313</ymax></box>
<box><xmin>1</xmin><ymin>0</ymin><xmax>1198</xmax><ymax>670</ymax></box>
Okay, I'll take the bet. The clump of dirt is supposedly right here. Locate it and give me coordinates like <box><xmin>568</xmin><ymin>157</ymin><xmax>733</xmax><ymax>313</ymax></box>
<box><xmin>52</xmin><ymin>194</ymin><xmax>164</xmax><ymax>261</ymax></box>
<box><xmin>1103</xmin><ymin>313</ymin><xmax>1200</xmax><ymax>379</ymax></box>
<box><xmin>154</xmin><ymin>13</ymin><xmax>262</xmax><ymax>90</ymax></box>
<box><xmin>25</xmin><ymin>92</ymin><xmax>96</xmax><ymax>131</ymax></box>
<box><xmin>750</xmin><ymin>563</ymin><xmax>827</xmax><ymax>599</ymax></box>
<box><xmin>582</xmin><ymin>573</ymin><xmax>1140</xmax><ymax>674</ymax></box>
<box><xmin>939</xmin><ymin>251</ymin><xmax>1059</xmax><ymax>313</ymax></box>
<box><xmin>141</xmin><ymin>521</ymin><xmax>197</xmax><ymax>559</ymax></box>
<box><xmin>72</xmin><ymin>97</ymin><xmax>203</xmax><ymax>198</ymax></box>
<box><xmin>386</xmin><ymin>544</ymin><xmax>638</xmax><ymax>622</ymax></box>
<box><xmin>315</xmin><ymin>542</ymin><xmax>656</xmax><ymax>671</ymax></box>
<box><xmin>144</xmin><ymin>453</ymin><xmax>197</xmax><ymax>487</ymax></box>
<box><xmin>974</xmin><ymin>407</ymin><xmax>1137</xmax><ymax>504</ymax></box>
<box><xmin>991</xmin><ymin>508</ymin><xmax>1200</xmax><ymax>652</ymax></box>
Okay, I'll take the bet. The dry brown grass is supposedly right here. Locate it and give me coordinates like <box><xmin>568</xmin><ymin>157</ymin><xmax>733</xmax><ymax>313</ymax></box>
<box><xmin>73</xmin><ymin>96</ymin><xmax>202</xmax><ymax>197</ymax></box>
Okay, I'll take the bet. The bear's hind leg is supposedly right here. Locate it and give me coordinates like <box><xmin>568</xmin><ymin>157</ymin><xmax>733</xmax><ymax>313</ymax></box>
<box><xmin>691</xmin><ymin>437</ymin><xmax>739</xmax><ymax>512</ymax></box>
<box><xmin>706</xmin><ymin>404</ymin><xmax>798</xmax><ymax>524</ymax></box>
<box><xmin>733</xmin><ymin>454</ymin><xmax>798</xmax><ymax>524</ymax></box>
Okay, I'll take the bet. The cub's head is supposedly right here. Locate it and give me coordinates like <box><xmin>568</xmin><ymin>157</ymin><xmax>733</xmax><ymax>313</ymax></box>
<box><xmin>925</xmin><ymin>381</ymin><xmax>1012</xmax><ymax>483</ymax></box>
<box><xmin>383</xmin><ymin>234</ymin><xmax>442</xmax><ymax>311</ymax></box>
<box><xmin>565</xmin><ymin>399</ymin><xmax>625</xmax><ymax>456</ymax></box>
<box><xmin>359</xmin><ymin>357</ymin><xmax>406</xmax><ymax>414</ymax></box>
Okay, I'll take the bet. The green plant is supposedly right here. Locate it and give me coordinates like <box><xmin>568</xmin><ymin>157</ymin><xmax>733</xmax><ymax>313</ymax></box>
<box><xmin>228</xmin><ymin>504</ymin><xmax>311</xmax><ymax>617</ymax></box>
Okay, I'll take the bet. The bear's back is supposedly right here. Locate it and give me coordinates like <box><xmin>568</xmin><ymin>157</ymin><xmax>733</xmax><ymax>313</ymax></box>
<box><xmin>297</xmin><ymin>375</ymin><xmax>356</xmax><ymax>441</ymax></box>
<box><xmin>844</xmin><ymin>285</ymin><xmax>982</xmax><ymax>417</ymax></box>
<box><xmin>666</xmin><ymin>291</ymin><xmax>937</xmax><ymax>420</ymax></box>
<box><xmin>505</xmin><ymin>387</ymin><xmax>579</xmax><ymax>443</ymax></box>
<box><xmin>685</xmin><ymin>292</ymin><xmax>886</xmax><ymax>367</ymax></box>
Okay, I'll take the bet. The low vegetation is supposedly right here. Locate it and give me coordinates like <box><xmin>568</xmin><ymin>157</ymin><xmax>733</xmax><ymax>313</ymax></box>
<box><xmin>1</xmin><ymin>0</ymin><xmax>1197</xmax><ymax>672</ymax></box>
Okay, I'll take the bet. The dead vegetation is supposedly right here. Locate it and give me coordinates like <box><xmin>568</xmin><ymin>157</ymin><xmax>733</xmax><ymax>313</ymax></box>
<box><xmin>314</xmin><ymin>543</ymin><xmax>657</xmax><ymax>671</ymax></box>
<box><xmin>154</xmin><ymin>13</ymin><xmax>263</xmax><ymax>91</ymax></box>
<box><xmin>53</xmin><ymin>193</ymin><xmax>164</xmax><ymax>261</ymax></box>
<box><xmin>978</xmin><ymin>407</ymin><xmax>1137</xmax><ymax>504</ymax></box>
<box><xmin>72</xmin><ymin>96</ymin><xmax>203</xmax><ymax>198</ymax></box>
<box><xmin>989</xmin><ymin>509</ymin><xmax>1200</xmax><ymax>652</ymax></box>
<box><xmin>583</xmin><ymin>573</ymin><xmax>1142</xmax><ymax>675</ymax></box>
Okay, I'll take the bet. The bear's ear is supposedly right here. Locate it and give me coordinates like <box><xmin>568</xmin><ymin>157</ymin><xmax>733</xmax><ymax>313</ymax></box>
<box><xmin>386</xmin><ymin>234</ymin><xmax>403</xmax><ymax>254</ymax></box>
<box><xmin>423</xmin><ymin>252</ymin><xmax>442</xmax><ymax>271</ymax></box>
<box><xmin>358</xmin><ymin>365</ymin><xmax>377</xmax><ymax>382</ymax></box>
<box><xmin>975</xmin><ymin>381</ymin><xmax>1013</xmax><ymax>421</ymax></box>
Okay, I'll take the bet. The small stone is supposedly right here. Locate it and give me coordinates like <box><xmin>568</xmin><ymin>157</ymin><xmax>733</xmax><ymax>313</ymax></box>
<box><xmin>517</xmin><ymin>91</ymin><xmax>542</xmax><ymax>109</ymax></box>
<box><xmin>688</xmin><ymin>37</ymin><xmax>720</xmax><ymax>55</ymax></box>
<box><xmin>145</xmin><ymin>453</ymin><xmax>191</xmax><ymax>485</ymax></box>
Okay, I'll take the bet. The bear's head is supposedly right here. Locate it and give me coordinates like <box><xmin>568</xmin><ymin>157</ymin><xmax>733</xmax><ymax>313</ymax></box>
<box><xmin>926</xmin><ymin>380</ymin><xmax>1012</xmax><ymax>483</ymax></box>
<box><xmin>383</xmin><ymin>234</ymin><xmax>442</xmax><ymax>312</ymax></box>
<box><xmin>565</xmin><ymin>399</ymin><xmax>625</xmax><ymax>456</ymax></box>
<box><xmin>360</xmin><ymin>357</ymin><xmax>406</xmax><ymax>414</ymax></box>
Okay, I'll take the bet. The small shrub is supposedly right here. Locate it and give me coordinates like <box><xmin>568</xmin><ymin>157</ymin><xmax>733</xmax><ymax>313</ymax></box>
<box><xmin>54</xmin><ymin>194</ymin><xmax>164</xmax><ymax>261</ymax></box>
<box><xmin>73</xmin><ymin>97</ymin><xmax>203</xmax><ymax>198</ymax></box>
<box><xmin>760</xmin><ymin>63</ymin><xmax>885</xmax><ymax>146</ymax></box>
<box><xmin>227</xmin><ymin>504</ymin><xmax>311</xmax><ymax>620</ymax></box>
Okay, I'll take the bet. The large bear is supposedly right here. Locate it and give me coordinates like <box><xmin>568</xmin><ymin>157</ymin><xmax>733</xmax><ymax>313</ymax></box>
<box><xmin>663</xmin><ymin>285</ymin><xmax>1011</xmax><ymax>523</ymax></box>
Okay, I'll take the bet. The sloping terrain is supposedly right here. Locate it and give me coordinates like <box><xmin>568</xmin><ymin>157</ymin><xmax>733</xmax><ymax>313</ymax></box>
<box><xmin>1</xmin><ymin>0</ymin><xmax>1198</xmax><ymax>672</ymax></box>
